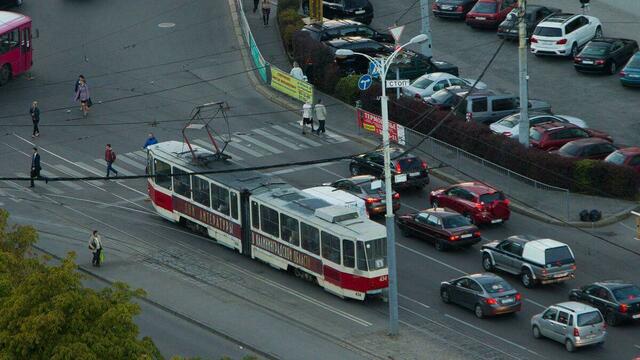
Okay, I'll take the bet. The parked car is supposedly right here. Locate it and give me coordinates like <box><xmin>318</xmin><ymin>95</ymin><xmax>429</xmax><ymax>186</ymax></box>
<box><xmin>397</xmin><ymin>208</ymin><xmax>481</xmax><ymax>251</ymax></box>
<box><xmin>327</xmin><ymin>37</ymin><xmax>459</xmax><ymax>79</ymax></box>
<box><xmin>604</xmin><ymin>147</ymin><xmax>640</xmax><ymax>173</ymax></box>
<box><xmin>619</xmin><ymin>51</ymin><xmax>640</xmax><ymax>86</ymax></box>
<box><xmin>432</xmin><ymin>0</ymin><xmax>478</xmax><ymax>19</ymax></box>
<box><xmin>302</xmin><ymin>0</ymin><xmax>374</xmax><ymax>25</ymax></box>
<box><xmin>481</xmin><ymin>235</ymin><xmax>576</xmax><ymax>288</ymax></box>
<box><xmin>429</xmin><ymin>182</ymin><xmax>510</xmax><ymax>225</ymax></box>
<box><xmin>452</xmin><ymin>89</ymin><xmax>552</xmax><ymax>124</ymax></box>
<box><xmin>440</xmin><ymin>273</ymin><xmax>522</xmax><ymax>318</ymax></box>
<box><xmin>529</xmin><ymin>122</ymin><xmax>612</xmax><ymax>151</ymax></box>
<box><xmin>530</xmin><ymin>13</ymin><xmax>603</xmax><ymax>57</ymax></box>
<box><xmin>325</xmin><ymin>175</ymin><xmax>400</xmax><ymax>216</ymax></box>
<box><xmin>301</xmin><ymin>19</ymin><xmax>393</xmax><ymax>43</ymax></box>
<box><xmin>531</xmin><ymin>302</ymin><xmax>606</xmax><ymax>352</ymax></box>
<box><xmin>497</xmin><ymin>5</ymin><xmax>560</xmax><ymax>39</ymax></box>
<box><xmin>490</xmin><ymin>112</ymin><xmax>588</xmax><ymax>138</ymax></box>
<box><xmin>574</xmin><ymin>38</ymin><xmax>639</xmax><ymax>74</ymax></box>
<box><xmin>423</xmin><ymin>85</ymin><xmax>471</xmax><ymax>110</ymax></box>
<box><xmin>551</xmin><ymin>138</ymin><xmax>617</xmax><ymax>160</ymax></box>
<box><xmin>349</xmin><ymin>148</ymin><xmax>430</xmax><ymax>189</ymax></box>
<box><xmin>569</xmin><ymin>281</ymin><xmax>640</xmax><ymax>326</ymax></box>
<box><xmin>0</xmin><ymin>0</ymin><xmax>22</xmax><ymax>8</ymax></box>
<box><xmin>402</xmin><ymin>72</ymin><xmax>487</xmax><ymax>100</ymax></box>
<box><xmin>465</xmin><ymin>0</ymin><xmax>517</xmax><ymax>28</ymax></box>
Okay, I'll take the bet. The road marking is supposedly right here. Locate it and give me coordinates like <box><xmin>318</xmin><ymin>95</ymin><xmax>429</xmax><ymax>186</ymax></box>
<box><xmin>397</xmin><ymin>242</ymin><xmax>467</xmax><ymax>275</ymax></box>
<box><xmin>525</xmin><ymin>298</ymin><xmax>546</xmax><ymax>309</ymax></box>
<box><xmin>226</xmin><ymin>141</ymin><xmax>264</xmax><ymax>157</ymax></box>
<box><xmin>93</xmin><ymin>159</ymin><xmax>136</xmax><ymax>176</ymax></box>
<box><xmin>236</xmin><ymin>134</ymin><xmax>283</xmax><ymax>154</ymax></box>
<box><xmin>40</xmin><ymin>170</ymin><xmax>83</xmax><ymax>190</ymax></box>
<box><xmin>16</xmin><ymin>172</ymin><xmax>63</xmax><ymax>194</ymax></box>
<box><xmin>117</xmin><ymin>153</ymin><xmax>147</xmax><ymax>170</ymax></box>
<box><xmin>130</xmin><ymin>150</ymin><xmax>148</xmax><ymax>160</ymax></box>
<box><xmin>401</xmin><ymin>203</ymin><xmax>421</xmax><ymax>212</ymax></box>
<box><xmin>444</xmin><ymin>314</ymin><xmax>540</xmax><ymax>357</ymax></box>
<box><xmin>288</xmin><ymin>122</ymin><xmax>349</xmax><ymax>143</ymax></box>
<box><xmin>46</xmin><ymin>194</ymin><xmax>154</xmax><ymax>215</ymax></box>
<box><xmin>263</xmin><ymin>162</ymin><xmax>339</xmax><ymax>176</ymax></box>
<box><xmin>634</xmin><ymin>344</ymin><xmax>640</xmax><ymax>350</ymax></box>
<box><xmin>272</xmin><ymin>124</ymin><xmax>321</xmax><ymax>147</ymax></box>
<box><xmin>51</xmin><ymin>164</ymin><xmax>104</xmax><ymax>187</ymax></box>
<box><xmin>192</xmin><ymin>139</ymin><xmax>245</xmax><ymax>161</ymax></box>
<box><xmin>317</xmin><ymin>166</ymin><xmax>348</xmax><ymax>179</ymax></box>
<box><xmin>399</xmin><ymin>294</ymin><xmax>431</xmax><ymax>309</ymax></box>
<box><xmin>76</xmin><ymin>161</ymin><xmax>107</xmax><ymax>177</ymax></box>
<box><xmin>252</xmin><ymin>128</ymin><xmax>302</xmax><ymax>150</ymax></box>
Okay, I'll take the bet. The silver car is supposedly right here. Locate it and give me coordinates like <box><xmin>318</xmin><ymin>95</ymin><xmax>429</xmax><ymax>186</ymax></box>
<box><xmin>531</xmin><ymin>302</ymin><xmax>606</xmax><ymax>352</ymax></box>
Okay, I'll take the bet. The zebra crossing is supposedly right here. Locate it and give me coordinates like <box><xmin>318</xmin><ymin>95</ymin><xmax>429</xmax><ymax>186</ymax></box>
<box><xmin>0</xmin><ymin>121</ymin><xmax>351</xmax><ymax>200</ymax></box>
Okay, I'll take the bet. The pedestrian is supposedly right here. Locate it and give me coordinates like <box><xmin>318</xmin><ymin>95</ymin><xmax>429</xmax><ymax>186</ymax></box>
<box><xmin>75</xmin><ymin>77</ymin><xmax>91</xmax><ymax>117</ymax></box>
<box><xmin>29</xmin><ymin>101</ymin><xmax>40</xmax><ymax>138</ymax></box>
<box><xmin>88</xmin><ymin>230</ymin><xmax>103</xmax><ymax>267</ymax></box>
<box><xmin>579</xmin><ymin>0</ymin><xmax>590</xmax><ymax>13</ymax></box>
<box><xmin>74</xmin><ymin>75</ymin><xmax>86</xmax><ymax>111</ymax></box>
<box><xmin>315</xmin><ymin>99</ymin><xmax>327</xmax><ymax>136</ymax></box>
<box><xmin>105</xmin><ymin>144</ymin><xmax>119</xmax><ymax>178</ymax></box>
<box><xmin>261</xmin><ymin>0</ymin><xmax>271</xmax><ymax>26</ymax></box>
<box><xmin>253</xmin><ymin>0</ymin><xmax>259</xmax><ymax>13</ymax></box>
<box><xmin>143</xmin><ymin>132</ymin><xmax>158</xmax><ymax>149</ymax></box>
<box><xmin>290</xmin><ymin>62</ymin><xmax>307</xmax><ymax>82</ymax></box>
<box><xmin>301</xmin><ymin>101</ymin><xmax>314</xmax><ymax>135</ymax></box>
<box><xmin>30</xmin><ymin>147</ymin><xmax>41</xmax><ymax>188</ymax></box>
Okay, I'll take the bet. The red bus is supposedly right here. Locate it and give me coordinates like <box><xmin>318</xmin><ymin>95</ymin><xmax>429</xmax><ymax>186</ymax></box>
<box><xmin>0</xmin><ymin>11</ymin><xmax>32</xmax><ymax>85</ymax></box>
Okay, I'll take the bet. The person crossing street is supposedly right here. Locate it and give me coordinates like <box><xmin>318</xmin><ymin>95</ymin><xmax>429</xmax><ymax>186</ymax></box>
<box><xmin>29</xmin><ymin>147</ymin><xmax>41</xmax><ymax>188</ymax></box>
<box><xmin>88</xmin><ymin>230</ymin><xmax>103</xmax><ymax>267</ymax></box>
<box><xmin>301</xmin><ymin>101</ymin><xmax>314</xmax><ymax>135</ymax></box>
<box><xmin>29</xmin><ymin>101</ymin><xmax>40</xmax><ymax>138</ymax></box>
<box><xmin>315</xmin><ymin>98</ymin><xmax>327</xmax><ymax>136</ymax></box>
<box><xmin>105</xmin><ymin>144</ymin><xmax>119</xmax><ymax>178</ymax></box>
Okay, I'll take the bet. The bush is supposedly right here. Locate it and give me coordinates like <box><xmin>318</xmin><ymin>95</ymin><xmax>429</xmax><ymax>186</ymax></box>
<box><xmin>278</xmin><ymin>0</ymin><xmax>299</xmax><ymax>11</ymax></box>
<box><xmin>292</xmin><ymin>31</ymin><xmax>340</xmax><ymax>93</ymax></box>
<box><xmin>334</xmin><ymin>75</ymin><xmax>361</xmax><ymax>105</ymax></box>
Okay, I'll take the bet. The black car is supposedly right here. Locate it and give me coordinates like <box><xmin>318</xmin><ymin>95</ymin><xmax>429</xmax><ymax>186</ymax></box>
<box><xmin>301</xmin><ymin>19</ymin><xmax>393</xmax><ymax>43</ymax></box>
<box><xmin>569</xmin><ymin>281</ymin><xmax>640</xmax><ymax>326</ymax></box>
<box><xmin>327</xmin><ymin>175</ymin><xmax>400</xmax><ymax>216</ymax></box>
<box><xmin>327</xmin><ymin>37</ymin><xmax>459</xmax><ymax>80</ymax></box>
<box><xmin>497</xmin><ymin>5</ymin><xmax>560</xmax><ymax>39</ymax></box>
<box><xmin>574</xmin><ymin>38</ymin><xmax>640</xmax><ymax>74</ymax></box>
<box><xmin>423</xmin><ymin>85</ymin><xmax>471</xmax><ymax>110</ymax></box>
<box><xmin>432</xmin><ymin>0</ymin><xmax>478</xmax><ymax>19</ymax></box>
<box><xmin>397</xmin><ymin>208</ymin><xmax>481</xmax><ymax>251</ymax></box>
<box><xmin>302</xmin><ymin>0</ymin><xmax>374</xmax><ymax>25</ymax></box>
<box><xmin>349</xmin><ymin>148</ymin><xmax>430</xmax><ymax>190</ymax></box>
<box><xmin>0</xmin><ymin>0</ymin><xmax>22</xmax><ymax>7</ymax></box>
<box><xmin>440</xmin><ymin>273</ymin><xmax>522</xmax><ymax>318</ymax></box>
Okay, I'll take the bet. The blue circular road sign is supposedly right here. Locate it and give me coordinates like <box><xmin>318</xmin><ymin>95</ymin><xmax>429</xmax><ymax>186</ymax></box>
<box><xmin>358</xmin><ymin>74</ymin><xmax>373</xmax><ymax>91</ymax></box>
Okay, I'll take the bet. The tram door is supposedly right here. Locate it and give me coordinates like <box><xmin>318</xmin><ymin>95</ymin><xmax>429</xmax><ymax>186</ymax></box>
<box><xmin>240</xmin><ymin>190</ymin><xmax>252</xmax><ymax>256</ymax></box>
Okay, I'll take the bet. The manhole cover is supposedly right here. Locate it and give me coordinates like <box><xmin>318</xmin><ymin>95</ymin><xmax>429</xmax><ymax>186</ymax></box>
<box><xmin>158</xmin><ymin>22</ymin><xmax>176</xmax><ymax>28</ymax></box>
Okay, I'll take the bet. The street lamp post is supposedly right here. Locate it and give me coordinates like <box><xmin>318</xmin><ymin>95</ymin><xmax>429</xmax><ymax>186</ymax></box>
<box><xmin>336</xmin><ymin>33</ymin><xmax>428</xmax><ymax>336</ymax></box>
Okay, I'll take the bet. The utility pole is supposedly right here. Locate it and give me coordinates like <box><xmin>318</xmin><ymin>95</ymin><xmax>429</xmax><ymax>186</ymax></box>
<box><xmin>420</xmin><ymin>0</ymin><xmax>433</xmax><ymax>58</ymax></box>
<box><xmin>517</xmin><ymin>0</ymin><xmax>529</xmax><ymax>147</ymax></box>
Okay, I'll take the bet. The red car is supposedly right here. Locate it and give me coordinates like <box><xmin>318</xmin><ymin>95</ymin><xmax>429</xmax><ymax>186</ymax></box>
<box><xmin>429</xmin><ymin>182</ymin><xmax>510</xmax><ymax>225</ymax></box>
<box><xmin>605</xmin><ymin>147</ymin><xmax>640</xmax><ymax>173</ymax></box>
<box><xmin>551</xmin><ymin>138</ymin><xmax>618</xmax><ymax>160</ymax></box>
<box><xmin>465</xmin><ymin>0</ymin><xmax>517</xmax><ymax>28</ymax></box>
<box><xmin>529</xmin><ymin>122</ymin><xmax>613</xmax><ymax>151</ymax></box>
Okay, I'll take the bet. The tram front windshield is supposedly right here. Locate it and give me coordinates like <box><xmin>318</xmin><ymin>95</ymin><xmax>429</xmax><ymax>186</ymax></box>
<box><xmin>365</xmin><ymin>238</ymin><xmax>387</xmax><ymax>270</ymax></box>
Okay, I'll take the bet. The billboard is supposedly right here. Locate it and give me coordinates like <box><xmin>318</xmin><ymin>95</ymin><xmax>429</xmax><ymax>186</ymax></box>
<box><xmin>356</xmin><ymin>108</ymin><xmax>406</xmax><ymax>145</ymax></box>
<box><xmin>270</xmin><ymin>67</ymin><xmax>313</xmax><ymax>103</ymax></box>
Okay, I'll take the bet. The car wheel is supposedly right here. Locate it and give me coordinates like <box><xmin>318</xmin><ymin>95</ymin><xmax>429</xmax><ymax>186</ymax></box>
<box><xmin>349</xmin><ymin>165</ymin><xmax>359</xmax><ymax>176</ymax></box>
<box><xmin>521</xmin><ymin>269</ymin><xmax>535</xmax><ymax>288</ymax></box>
<box><xmin>532</xmin><ymin>325</ymin><xmax>542</xmax><ymax>339</ymax></box>
<box><xmin>595</xmin><ymin>26</ymin><xmax>603</xmax><ymax>39</ymax></box>
<box><xmin>0</xmin><ymin>65</ymin><xmax>10</xmax><ymax>86</ymax></box>
<box><xmin>435</xmin><ymin>240</ymin><xmax>446</xmax><ymax>252</ymax></box>
<box><xmin>474</xmin><ymin>304</ymin><xmax>484</xmax><ymax>319</ymax></box>
<box><xmin>608</xmin><ymin>61</ymin><xmax>617</xmax><ymax>75</ymax></box>
<box><xmin>605</xmin><ymin>311</ymin><xmax>619</xmax><ymax>326</ymax></box>
<box><xmin>441</xmin><ymin>288</ymin><xmax>451</xmax><ymax>304</ymax></box>
<box><xmin>565</xmin><ymin>339</ymin><xmax>576</xmax><ymax>353</ymax></box>
<box><xmin>482</xmin><ymin>254</ymin><xmax>494</xmax><ymax>272</ymax></box>
<box><xmin>570</xmin><ymin>43</ymin><xmax>578</xmax><ymax>58</ymax></box>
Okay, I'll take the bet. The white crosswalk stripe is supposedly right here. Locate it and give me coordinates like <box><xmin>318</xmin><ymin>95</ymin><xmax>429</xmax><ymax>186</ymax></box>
<box><xmin>41</xmin><ymin>170</ymin><xmax>84</xmax><ymax>190</ymax></box>
<box><xmin>52</xmin><ymin>164</ymin><xmax>104</xmax><ymax>187</ymax></box>
<box><xmin>236</xmin><ymin>134</ymin><xmax>283</xmax><ymax>154</ymax></box>
<box><xmin>286</xmin><ymin>121</ymin><xmax>349</xmax><ymax>143</ymax></box>
<box><xmin>252</xmin><ymin>128</ymin><xmax>303</xmax><ymax>150</ymax></box>
<box><xmin>271</xmin><ymin>124</ymin><xmax>322</xmax><ymax>147</ymax></box>
<box><xmin>117</xmin><ymin>153</ymin><xmax>147</xmax><ymax>170</ymax></box>
<box><xmin>226</xmin><ymin>140</ymin><xmax>264</xmax><ymax>157</ymax></box>
<box><xmin>16</xmin><ymin>172</ymin><xmax>63</xmax><ymax>194</ymax></box>
<box><xmin>93</xmin><ymin>159</ymin><xmax>136</xmax><ymax>176</ymax></box>
<box><xmin>1</xmin><ymin>181</ymin><xmax>22</xmax><ymax>202</ymax></box>
<box><xmin>192</xmin><ymin>139</ymin><xmax>244</xmax><ymax>161</ymax></box>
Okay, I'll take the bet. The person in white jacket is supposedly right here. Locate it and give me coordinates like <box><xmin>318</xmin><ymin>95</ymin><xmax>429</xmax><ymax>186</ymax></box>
<box><xmin>290</xmin><ymin>62</ymin><xmax>307</xmax><ymax>82</ymax></box>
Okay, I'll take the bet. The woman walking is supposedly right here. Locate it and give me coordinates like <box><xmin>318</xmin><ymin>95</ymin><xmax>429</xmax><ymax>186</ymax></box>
<box><xmin>261</xmin><ymin>0</ymin><xmax>271</xmax><ymax>26</ymax></box>
<box><xmin>29</xmin><ymin>101</ymin><xmax>40</xmax><ymax>138</ymax></box>
<box><xmin>75</xmin><ymin>77</ymin><xmax>91</xmax><ymax>117</ymax></box>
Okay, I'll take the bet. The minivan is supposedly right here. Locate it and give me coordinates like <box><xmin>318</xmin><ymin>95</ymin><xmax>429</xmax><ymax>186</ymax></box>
<box><xmin>453</xmin><ymin>90</ymin><xmax>552</xmax><ymax>125</ymax></box>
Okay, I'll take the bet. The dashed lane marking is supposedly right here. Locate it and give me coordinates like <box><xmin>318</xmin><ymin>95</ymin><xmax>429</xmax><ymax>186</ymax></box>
<box><xmin>93</xmin><ymin>159</ymin><xmax>136</xmax><ymax>176</ymax></box>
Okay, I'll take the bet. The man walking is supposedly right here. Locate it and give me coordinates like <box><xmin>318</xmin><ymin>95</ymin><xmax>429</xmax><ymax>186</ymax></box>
<box><xmin>143</xmin><ymin>133</ymin><xmax>158</xmax><ymax>149</ymax></box>
<box><xmin>301</xmin><ymin>101</ymin><xmax>314</xmax><ymax>135</ymax></box>
<box><xmin>30</xmin><ymin>147</ymin><xmax>41</xmax><ymax>188</ymax></box>
<box><xmin>105</xmin><ymin>144</ymin><xmax>118</xmax><ymax>178</ymax></box>
<box><xmin>30</xmin><ymin>101</ymin><xmax>40</xmax><ymax>138</ymax></box>
<box><xmin>315</xmin><ymin>99</ymin><xmax>327</xmax><ymax>136</ymax></box>
<box><xmin>88</xmin><ymin>230</ymin><xmax>103</xmax><ymax>267</ymax></box>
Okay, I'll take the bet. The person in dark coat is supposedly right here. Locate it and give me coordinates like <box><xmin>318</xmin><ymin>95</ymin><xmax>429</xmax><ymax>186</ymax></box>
<box><xmin>30</xmin><ymin>147</ymin><xmax>41</xmax><ymax>188</ymax></box>
<box><xmin>253</xmin><ymin>0</ymin><xmax>259</xmax><ymax>13</ymax></box>
<box><xmin>30</xmin><ymin>101</ymin><xmax>40</xmax><ymax>138</ymax></box>
<box><xmin>142</xmin><ymin>133</ymin><xmax>158</xmax><ymax>149</ymax></box>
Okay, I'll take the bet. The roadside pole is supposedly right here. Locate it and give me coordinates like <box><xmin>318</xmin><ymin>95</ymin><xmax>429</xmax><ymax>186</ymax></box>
<box><xmin>517</xmin><ymin>0</ymin><xmax>529</xmax><ymax>146</ymax></box>
<box><xmin>420</xmin><ymin>0</ymin><xmax>433</xmax><ymax>58</ymax></box>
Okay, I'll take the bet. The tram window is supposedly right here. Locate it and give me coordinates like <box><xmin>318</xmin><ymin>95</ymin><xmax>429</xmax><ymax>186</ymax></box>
<box><xmin>251</xmin><ymin>201</ymin><xmax>260</xmax><ymax>229</ymax></box>
<box><xmin>191</xmin><ymin>176</ymin><xmax>210</xmax><ymax>207</ymax></box>
<box><xmin>260</xmin><ymin>205</ymin><xmax>279</xmax><ymax>238</ymax></box>
<box><xmin>173</xmin><ymin>167</ymin><xmax>191</xmax><ymax>198</ymax></box>
<box><xmin>342</xmin><ymin>240</ymin><xmax>355</xmax><ymax>268</ymax></box>
<box><xmin>154</xmin><ymin>159</ymin><xmax>172</xmax><ymax>189</ymax></box>
<box><xmin>230</xmin><ymin>192</ymin><xmax>239</xmax><ymax>220</ymax></box>
<box><xmin>321</xmin><ymin>232</ymin><xmax>341</xmax><ymax>265</ymax></box>
<box><xmin>211</xmin><ymin>183</ymin><xmax>230</xmax><ymax>216</ymax></box>
<box><xmin>356</xmin><ymin>241</ymin><xmax>367</xmax><ymax>271</ymax></box>
<box><xmin>300</xmin><ymin>223</ymin><xmax>319</xmax><ymax>255</ymax></box>
<box><xmin>280</xmin><ymin>214</ymin><xmax>299</xmax><ymax>246</ymax></box>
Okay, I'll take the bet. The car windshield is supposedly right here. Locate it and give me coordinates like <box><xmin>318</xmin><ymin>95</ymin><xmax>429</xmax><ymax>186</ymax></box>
<box><xmin>530</xmin><ymin>128</ymin><xmax>542</xmax><ymax>141</ymax></box>
<box><xmin>605</xmin><ymin>151</ymin><xmax>626</xmax><ymax>165</ymax></box>
<box><xmin>577</xmin><ymin>311</ymin><xmax>603</xmax><ymax>327</ymax></box>
<box><xmin>496</xmin><ymin>114</ymin><xmax>519</xmax><ymax>128</ymax></box>
<box><xmin>442</xmin><ymin>215</ymin><xmax>471</xmax><ymax>229</ymax></box>
<box><xmin>479</xmin><ymin>191</ymin><xmax>505</xmax><ymax>203</ymax></box>
<box><xmin>612</xmin><ymin>285</ymin><xmax>640</xmax><ymax>302</ymax></box>
<box><xmin>559</xmin><ymin>142</ymin><xmax>582</xmax><ymax>156</ymax></box>
<box><xmin>477</xmin><ymin>278</ymin><xmax>513</xmax><ymax>294</ymax></box>
<box><xmin>545</xmin><ymin>246</ymin><xmax>574</xmax><ymax>266</ymax></box>
<box><xmin>582</xmin><ymin>44</ymin><xmax>610</xmax><ymax>57</ymax></box>
<box><xmin>411</xmin><ymin>77</ymin><xmax>434</xmax><ymax>89</ymax></box>
<box><xmin>627</xmin><ymin>55</ymin><xmax>640</xmax><ymax>68</ymax></box>
<box><xmin>533</xmin><ymin>26</ymin><xmax>562</xmax><ymax>37</ymax></box>
<box><xmin>365</xmin><ymin>237</ymin><xmax>387</xmax><ymax>270</ymax></box>
<box><xmin>473</xmin><ymin>2</ymin><xmax>497</xmax><ymax>13</ymax></box>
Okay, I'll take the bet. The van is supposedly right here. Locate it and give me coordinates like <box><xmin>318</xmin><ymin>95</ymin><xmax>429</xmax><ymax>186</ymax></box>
<box><xmin>453</xmin><ymin>89</ymin><xmax>552</xmax><ymax>124</ymax></box>
<box><xmin>302</xmin><ymin>186</ymin><xmax>369</xmax><ymax>218</ymax></box>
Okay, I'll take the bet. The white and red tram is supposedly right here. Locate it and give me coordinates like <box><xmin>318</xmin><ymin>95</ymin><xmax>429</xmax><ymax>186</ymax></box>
<box><xmin>146</xmin><ymin>141</ymin><xmax>389</xmax><ymax>300</ymax></box>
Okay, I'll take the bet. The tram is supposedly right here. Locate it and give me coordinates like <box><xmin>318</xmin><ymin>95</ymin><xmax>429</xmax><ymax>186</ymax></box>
<box><xmin>146</xmin><ymin>141</ymin><xmax>389</xmax><ymax>300</ymax></box>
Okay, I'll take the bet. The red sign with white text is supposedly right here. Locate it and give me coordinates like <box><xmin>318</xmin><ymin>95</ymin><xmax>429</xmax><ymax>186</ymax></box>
<box><xmin>356</xmin><ymin>108</ymin><xmax>405</xmax><ymax>145</ymax></box>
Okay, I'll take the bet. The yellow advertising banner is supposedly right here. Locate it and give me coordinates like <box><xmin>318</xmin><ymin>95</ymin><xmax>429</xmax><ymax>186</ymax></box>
<box><xmin>309</xmin><ymin>0</ymin><xmax>323</xmax><ymax>23</ymax></box>
<box><xmin>270</xmin><ymin>67</ymin><xmax>313</xmax><ymax>103</ymax></box>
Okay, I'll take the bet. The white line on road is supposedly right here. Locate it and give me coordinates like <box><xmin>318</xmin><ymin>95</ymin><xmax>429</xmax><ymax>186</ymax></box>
<box><xmin>525</xmin><ymin>298</ymin><xmax>546</xmax><ymax>309</ymax></box>
<box><xmin>46</xmin><ymin>194</ymin><xmax>154</xmax><ymax>215</ymax></box>
<box><xmin>51</xmin><ymin>164</ymin><xmax>104</xmax><ymax>187</ymax></box>
<box><xmin>93</xmin><ymin>159</ymin><xmax>136</xmax><ymax>176</ymax></box>
<box><xmin>272</xmin><ymin>124</ymin><xmax>321</xmax><ymax>147</ymax></box>
<box><xmin>40</xmin><ymin>170</ymin><xmax>84</xmax><ymax>190</ymax></box>
<box><xmin>192</xmin><ymin>139</ymin><xmax>245</xmax><ymax>161</ymax></box>
<box><xmin>397</xmin><ymin>242</ymin><xmax>467</xmax><ymax>275</ymax></box>
<box><xmin>236</xmin><ymin>134</ymin><xmax>283</xmax><ymax>154</ymax></box>
<box><xmin>16</xmin><ymin>172</ymin><xmax>63</xmax><ymax>194</ymax></box>
<box><xmin>226</xmin><ymin>141</ymin><xmax>264</xmax><ymax>157</ymax></box>
<box><xmin>399</xmin><ymin>293</ymin><xmax>430</xmax><ymax>310</ymax></box>
<box><xmin>634</xmin><ymin>344</ymin><xmax>640</xmax><ymax>350</ymax></box>
<box><xmin>117</xmin><ymin>153</ymin><xmax>147</xmax><ymax>170</ymax></box>
<box><xmin>252</xmin><ymin>128</ymin><xmax>303</xmax><ymax>150</ymax></box>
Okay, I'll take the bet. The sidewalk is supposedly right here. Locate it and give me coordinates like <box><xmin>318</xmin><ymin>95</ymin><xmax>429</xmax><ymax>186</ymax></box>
<box><xmin>239</xmin><ymin>0</ymin><xmax>638</xmax><ymax>227</ymax></box>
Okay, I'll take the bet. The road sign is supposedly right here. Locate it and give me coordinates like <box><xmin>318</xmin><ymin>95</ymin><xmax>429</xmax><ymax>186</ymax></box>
<box><xmin>368</xmin><ymin>62</ymin><xmax>380</xmax><ymax>79</ymax></box>
<box><xmin>385</xmin><ymin>79</ymin><xmax>410</xmax><ymax>88</ymax></box>
<box><xmin>388</xmin><ymin>25</ymin><xmax>405</xmax><ymax>44</ymax></box>
<box><xmin>358</xmin><ymin>74</ymin><xmax>373</xmax><ymax>91</ymax></box>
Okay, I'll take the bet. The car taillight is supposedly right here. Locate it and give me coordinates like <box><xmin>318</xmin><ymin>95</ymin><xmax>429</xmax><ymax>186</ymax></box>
<box><xmin>619</xmin><ymin>71</ymin><xmax>627</xmax><ymax>77</ymax></box>
<box><xmin>573</xmin><ymin>328</ymin><xmax>580</xmax><ymax>337</ymax></box>
<box><xmin>530</xmin><ymin>36</ymin><xmax>538</xmax><ymax>43</ymax></box>
<box><xmin>503</xmin><ymin>199</ymin><xmax>510</xmax><ymax>206</ymax></box>
<box><xmin>473</xmin><ymin>231</ymin><xmax>481</xmax><ymax>237</ymax></box>
<box><xmin>485</xmin><ymin>298</ymin><xmax>497</xmax><ymax>305</ymax></box>
<box><xmin>421</xmin><ymin>160</ymin><xmax>428</xmax><ymax>170</ymax></box>
<box><xmin>556</xmin><ymin>38</ymin><xmax>568</xmax><ymax>45</ymax></box>
<box><xmin>393</xmin><ymin>192</ymin><xmax>400</xmax><ymax>200</ymax></box>
<box><xmin>414</xmin><ymin>93</ymin><xmax>422</xmax><ymax>100</ymax></box>
<box><xmin>366</xmin><ymin>197</ymin><xmax>381</xmax><ymax>204</ymax></box>
<box><xmin>503</xmin><ymin>131</ymin><xmax>512</xmax><ymax>137</ymax></box>
<box><xmin>466</xmin><ymin>112</ymin><xmax>472</xmax><ymax>122</ymax></box>
<box><xmin>570</xmin><ymin>264</ymin><xmax>577</xmax><ymax>271</ymax></box>
<box><xmin>456</xmin><ymin>5</ymin><xmax>463</xmax><ymax>12</ymax></box>
<box><xmin>602</xmin><ymin>322</ymin><xmax>607</xmax><ymax>330</ymax></box>
<box><xmin>449</xmin><ymin>235</ymin><xmax>460</xmax><ymax>241</ymax></box>
<box><xmin>395</xmin><ymin>163</ymin><xmax>402</xmax><ymax>173</ymax></box>
<box><xmin>515</xmin><ymin>293</ymin><xmax>521</xmax><ymax>301</ymax></box>
<box><xmin>475</xmin><ymin>202</ymin><xmax>485</xmax><ymax>211</ymax></box>
<box><xmin>595</xmin><ymin>59</ymin><xmax>605</xmax><ymax>65</ymax></box>
<box><xmin>432</xmin><ymin>3</ymin><xmax>437</xmax><ymax>10</ymax></box>
<box><xmin>574</xmin><ymin>57</ymin><xmax>582</xmax><ymax>62</ymax></box>
<box><xmin>620</xmin><ymin>304</ymin><xmax>629</xmax><ymax>313</ymax></box>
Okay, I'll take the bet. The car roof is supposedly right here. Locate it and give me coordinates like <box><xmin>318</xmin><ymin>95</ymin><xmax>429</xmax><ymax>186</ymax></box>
<box><xmin>346</xmin><ymin>175</ymin><xmax>377</xmax><ymax>184</ymax></box>
<box><xmin>594</xmin><ymin>280</ymin><xmax>635</xmax><ymax>290</ymax></box>
<box><xmin>416</xmin><ymin>72</ymin><xmax>457</xmax><ymax>81</ymax></box>
<box><xmin>325</xmin><ymin>36</ymin><xmax>378</xmax><ymax>47</ymax></box>
<box><xmin>421</xmin><ymin>208</ymin><xmax>460</xmax><ymax>218</ymax></box>
<box><xmin>467</xmin><ymin>273</ymin><xmax>503</xmax><ymax>281</ymax></box>
<box><xmin>524</xmin><ymin>238</ymin><xmax>568</xmax><ymax>250</ymax></box>
<box><xmin>540</xmin><ymin>13</ymin><xmax>579</xmax><ymax>25</ymax></box>
<box><xmin>304</xmin><ymin>19</ymin><xmax>362</xmax><ymax>31</ymax></box>
<box><xmin>454</xmin><ymin>181</ymin><xmax>498</xmax><ymax>194</ymax></box>
<box><xmin>616</xmin><ymin>147</ymin><xmax>640</xmax><ymax>156</ymax></box>
<box><xmin>563</xmin><ymin>137</ymin><xmax>609</xmax><ymax>146</ymax></box>
<box><xmin>554</xmin><ymin>301</ymin><xmax>597</xmax><ymax>313</ymax></box>
<box><xmin>532</xmin><ymin>121</ymin><xmax>577</xmax><ymax>132</ymax></box>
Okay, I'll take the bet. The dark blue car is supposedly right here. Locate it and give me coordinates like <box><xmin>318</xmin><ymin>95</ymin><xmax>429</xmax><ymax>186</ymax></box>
<box><xmin>620</xmin><ymin>51</ymin><xmax>640</xmax><ymax>87</ymax></box>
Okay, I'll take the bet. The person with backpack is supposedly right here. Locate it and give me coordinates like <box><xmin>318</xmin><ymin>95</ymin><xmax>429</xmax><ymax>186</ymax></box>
<box><xmin>88</xmin><ymin>230</ymin><xmax>103</xmax><ymax>267</ymax></box>
<box><xmin>104</xmin><ymin>143</ymin><xmax>118</xmax><ymax>177</ymax></box>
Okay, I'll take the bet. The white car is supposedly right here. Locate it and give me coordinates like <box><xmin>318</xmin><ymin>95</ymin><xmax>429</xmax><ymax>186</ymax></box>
<box><xmin>401</xmin><ymin>72</ymin><xmax>487</xmax><ymax>100</ymax></box>
<box><xmin>530</xmin><ymin>13</ymin><xmax>602</xmax><ymax>57</ymax></box>
<box><xmin>490</xmin><ymin>112</ymin><xmax>588</xmax><ymax>138</ymax></box>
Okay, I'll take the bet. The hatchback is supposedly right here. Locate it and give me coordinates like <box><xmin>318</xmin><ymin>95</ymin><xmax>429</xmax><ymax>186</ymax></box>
<box><xmin>429</xmin><ymin>182</ymin><xmax>510</xmax><ymax>225</ymax></box>
<box><xmin>490</xmin><ymin>112</ymin><xmax>588</xmax><ymax>138</ymax></box>
<box><xmin>465</xmin><ymin>0</ymin><xmax>517</xmax><ymax>29</ymax></box>
<box><xmin>604</xmin><ymin>147</ymin><xmax>640</xmax><ymax>173</ymax></box>
<box><xmin>531</xmin><ymin>302</ymin><xmax>606</xmax><ymax>352</ymax></box>
<box><xmin>441</xmin><ymin>273</ymin><xmax>522</xmax><ymax>318</ymax></box>
<box><xmin>529</xmin><ymin>122</ymin><xmax>612</xmax><ymax>151</ymax></box>
<box><xmin>619</xmin><ymin>51</ymin><xmax>640</xmax><ymax>87</ymax></box>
